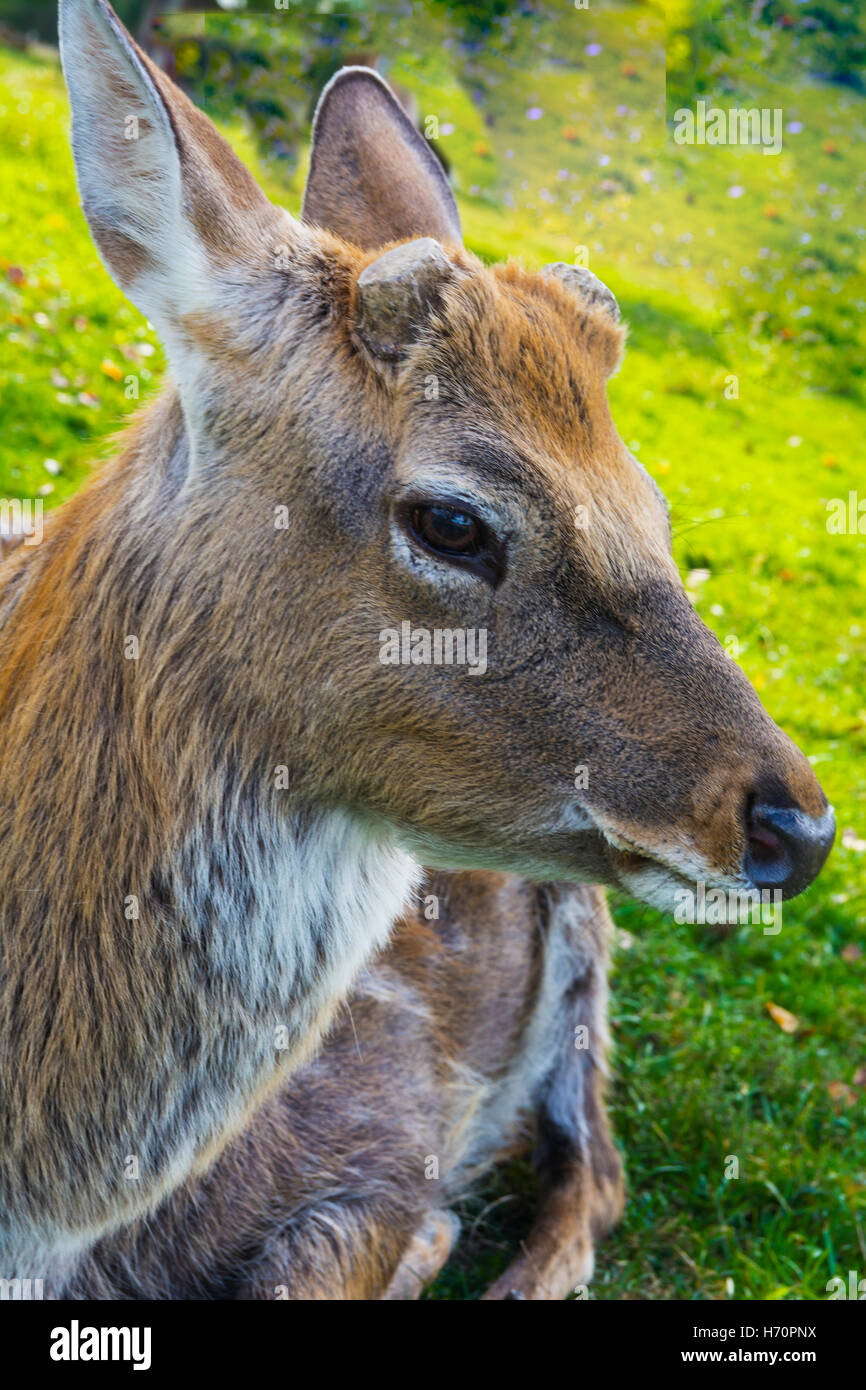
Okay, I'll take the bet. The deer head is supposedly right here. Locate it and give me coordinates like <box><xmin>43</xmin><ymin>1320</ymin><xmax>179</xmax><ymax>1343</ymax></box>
<box><xmin>59</xmin><ymin>2</ymin><xmax>833</xmax><ymax>914</ymax></box>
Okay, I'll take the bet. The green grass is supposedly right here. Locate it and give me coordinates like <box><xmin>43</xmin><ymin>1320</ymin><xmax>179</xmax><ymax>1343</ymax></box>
<box><xmin>0</xmin><ymin>2</ymin><xmax>863</xmax><ymax>1301</ymax></box>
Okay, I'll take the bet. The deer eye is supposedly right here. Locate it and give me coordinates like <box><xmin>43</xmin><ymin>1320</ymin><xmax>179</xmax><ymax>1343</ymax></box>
<box><xmin>404</xmin><ymin>501</ymin><xmax>503</xmax><ymax>584</ymax></box>
<box><xmin>413</xmin><ymin>504</ymin><xmax>481</xmax><ymax>555</ymax></box>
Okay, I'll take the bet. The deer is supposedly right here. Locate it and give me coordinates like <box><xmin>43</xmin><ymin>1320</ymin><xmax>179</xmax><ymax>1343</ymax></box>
<box><xmin>0</xmin><ymin>0</ymin><xmax>833</xmax><ymax>1290</ymax></box>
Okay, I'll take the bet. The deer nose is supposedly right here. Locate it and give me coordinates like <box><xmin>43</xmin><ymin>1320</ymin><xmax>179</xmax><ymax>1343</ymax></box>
<box><xmin>743</xmin><ymin>802</ymin><xmax>835</xmax><ymax>898</ymax></box>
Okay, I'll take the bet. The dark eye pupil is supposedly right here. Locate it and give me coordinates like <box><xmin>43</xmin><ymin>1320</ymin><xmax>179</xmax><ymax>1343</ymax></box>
<box><xmin>414</xmin><ymin>504</ymin><xmax>480</xmax><ymax>554</ymax></box>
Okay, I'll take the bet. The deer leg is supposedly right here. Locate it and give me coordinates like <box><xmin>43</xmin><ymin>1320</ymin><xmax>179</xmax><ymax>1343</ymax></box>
<box><xmin>234</xmin><ymin>1200</ymin><xmax>446</xmax><ymax>1301</ymax></box>
<box><xmin>380</xmin><ymin>1209</ymin><xmax>461</xmax><ymax>1300</ymax></box>
<box><xmin>483</xmin><ymin>888</ymin><xmax>625</xmax><ymax>1301</ymax></box>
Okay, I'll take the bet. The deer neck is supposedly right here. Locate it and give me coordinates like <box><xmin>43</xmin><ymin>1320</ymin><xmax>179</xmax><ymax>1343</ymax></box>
<box><xmin>0</xmin><ymin>386</ymin><xmax>420</xmax><ymax>1276</ymax></box>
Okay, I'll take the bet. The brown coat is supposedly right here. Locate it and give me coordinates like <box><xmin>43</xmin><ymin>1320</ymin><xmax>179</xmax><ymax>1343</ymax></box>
<box><xmin>0</xmin><ymin>3</ymin><xmax>832</xmax><ymax>1286</ymax></box>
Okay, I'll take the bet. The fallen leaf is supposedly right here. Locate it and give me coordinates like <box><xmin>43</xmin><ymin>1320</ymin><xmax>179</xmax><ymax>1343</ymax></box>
<box><xmin>765</xmin><ymin>1001</ymin><xmax>799</xmax><ymax>1033</ymax></box>
<box><xmin>827</xmin><ymin>1081</ymin><xmax>858</xmax><ymax>1109</ymax></box>
<box><xmin>841</xmin><ymin>943</ymin><xmax>862</xmax><ymax>963</ymax></box>
<box><xmin>101</xmin><ymin>358</ymin><xmax>123</xmax><ymax>381</ymax></box>
<box><xmin>853</xmin><ymin>1066</ymin><xmax>866</xmax><ymax>1088</ymax></box>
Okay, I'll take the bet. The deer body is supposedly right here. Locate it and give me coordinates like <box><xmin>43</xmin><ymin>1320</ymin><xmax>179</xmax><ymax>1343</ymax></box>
<box><xmin>0</xmin><ymin>1</ymin><xmax>833</xmax><ymax>1286</ymax></box>
<box><xmin>65</xmin><ymin>871</ymin><xmax>622</xmax><ymax>1301</ymax></box>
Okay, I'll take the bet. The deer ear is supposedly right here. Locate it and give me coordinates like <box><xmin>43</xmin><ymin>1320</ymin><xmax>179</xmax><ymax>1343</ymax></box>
<box><xmin>302</xmin><ymin>67</ymin><xmax>462</xmax><ymax>252</ymax></box>
<box><xmin>59</xmin><ymin>0</ymin><xmax>282</xmax><ymax>345</ymax></box>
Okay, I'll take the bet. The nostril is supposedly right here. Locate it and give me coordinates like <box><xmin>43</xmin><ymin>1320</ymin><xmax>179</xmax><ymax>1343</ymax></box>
<box><xmin>743</xmin><ymin>800</ymin><xmax>835</xmax><ymax>899</ymax></box>
<box><xmin>745</xmin><ymin>806</ymin><xmax>793</xmax><ymax>886</ymax></box>
<box><xmin>747</xmin><ymin>819</ymin><xmax>785</xmax><ymax>865</ymax></box>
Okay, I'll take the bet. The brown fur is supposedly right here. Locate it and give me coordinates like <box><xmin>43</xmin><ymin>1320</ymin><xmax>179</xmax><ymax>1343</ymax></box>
<box><xmin>0</xmin><ymin>3</ymin><xmax>831</xmax><ymax>1283</ymax></box>
<box><xmin>65</xmin><ymin>872</ymin><xmax>622</xmax><ymax>1300</ymax></box>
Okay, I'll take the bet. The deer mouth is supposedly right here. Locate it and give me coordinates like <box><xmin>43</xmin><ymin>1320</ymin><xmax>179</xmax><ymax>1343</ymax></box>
<box><xmin>608</xmin><ymin>845</ymin><xmax>703</xmax><ymax>893</ymax></box>
<box><xmin>601</xmin><ymin>825</ymin><xmax>696</xmax><ymax>877</ymax></box>
<box><xmin>596</xmin><ymin>825</ymin><xmax>747</xmax><ymax>909</ymax></box>
<box><xmin>551</xmin><ymin>804</ymin><xmax>737</xmax><ymax>903</ymax></box>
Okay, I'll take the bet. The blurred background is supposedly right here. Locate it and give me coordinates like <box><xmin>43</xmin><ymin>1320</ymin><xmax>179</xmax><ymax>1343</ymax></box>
<box><xmin>0</xmin><ymin>0</ymin><xmax>863</xmax><ymax>1299</ymax></box>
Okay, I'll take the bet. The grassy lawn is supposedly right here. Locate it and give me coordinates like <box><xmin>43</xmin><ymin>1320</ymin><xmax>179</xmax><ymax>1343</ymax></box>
<box><xmin>1</xmin><ymin>2</ymin><xmax>863</xmax><ymax>1300</ymax></box>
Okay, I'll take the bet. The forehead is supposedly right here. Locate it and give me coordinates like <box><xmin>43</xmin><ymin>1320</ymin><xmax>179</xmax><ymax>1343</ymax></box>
<box><xmin>397</xmin><ymin>259</ymin><xmax>673</xmax><ymax>581</ymax></box>
<box><xmin>405</xmin><ymin>260</ymin><xmax>624</xmax><ymax>462</ymax></box>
